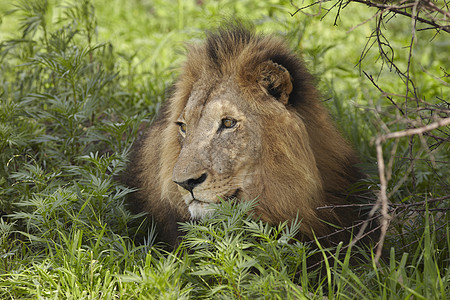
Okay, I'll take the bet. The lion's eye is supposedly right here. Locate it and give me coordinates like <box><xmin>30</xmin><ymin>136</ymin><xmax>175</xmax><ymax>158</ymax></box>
<box><xmin>221</xmin><ymin>118</ymin><xmax>237</xmax><ymax>129</ymax></box>
<box><xmin>222</xmin><ymin>118</ymin><xmax>237</xmax><ymax>128</ymax></box>
<box><xmin>177</xmin><ymin>122</ymin><xmax>187</xmax><ymax>134</ymax></box>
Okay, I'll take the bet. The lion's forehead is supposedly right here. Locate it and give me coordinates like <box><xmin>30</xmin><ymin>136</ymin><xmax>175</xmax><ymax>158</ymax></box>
<box><xmin>182</xmin><ymin>80</ymin><xmax>245</xmax><ymax>123</ymax></box>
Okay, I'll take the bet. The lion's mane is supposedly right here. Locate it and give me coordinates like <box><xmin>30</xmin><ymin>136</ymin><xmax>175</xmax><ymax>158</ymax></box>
<box><xmin>123</xmin><ymin>24</ymin><xmax>377</xmax><ymax>247</ymax></box>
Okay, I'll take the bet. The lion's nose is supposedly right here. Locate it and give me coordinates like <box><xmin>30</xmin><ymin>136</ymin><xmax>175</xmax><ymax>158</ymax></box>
<box><xmin>174</xmin><ymin>173</ymin><xmax>207</xmax><ymax>193</ymax></box>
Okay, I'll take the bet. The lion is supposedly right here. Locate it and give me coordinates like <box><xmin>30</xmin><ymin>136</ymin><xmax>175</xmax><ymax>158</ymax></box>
<box><xmin>123</xmin><ymin>24</ymin><xmax>378</xmax><ymax>249</ymax></box>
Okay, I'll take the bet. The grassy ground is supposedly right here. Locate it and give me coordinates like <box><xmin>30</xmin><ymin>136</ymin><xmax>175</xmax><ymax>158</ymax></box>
<box><xmin>0</xmin><ymin>0</ymin><xmax>448</xmax><ymax>298</ymax></box>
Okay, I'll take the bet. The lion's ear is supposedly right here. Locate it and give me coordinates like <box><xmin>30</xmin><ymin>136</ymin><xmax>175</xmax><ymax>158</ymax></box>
<box><xmin>257</xmin><ymin>60</ymin><xmax>293</xmax><ymax>105</ymax></box>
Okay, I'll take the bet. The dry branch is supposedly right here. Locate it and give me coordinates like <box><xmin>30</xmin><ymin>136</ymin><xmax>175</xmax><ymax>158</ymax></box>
<box><xmin>291</xmin><ymin>0</ymin><xmax>449</xmax><ymax>266</ymax></box>
<box><xmin>374</xmin><ymin>116</ymin><xmax>450</xmax><ymax>263</ymax></box>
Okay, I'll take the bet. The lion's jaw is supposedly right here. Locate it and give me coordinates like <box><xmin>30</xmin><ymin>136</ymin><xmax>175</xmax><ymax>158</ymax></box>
<box><xmin>171</xmin><ymin>80</ymin><xmax>261</xmax><ymax>220</ymax></box>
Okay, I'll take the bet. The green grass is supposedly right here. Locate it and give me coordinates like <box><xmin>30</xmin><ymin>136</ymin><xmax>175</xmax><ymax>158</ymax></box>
<box><xmin>0</xmin><ymin>0</ymin><xmax>448</xmax><ymax>298</ymax></box>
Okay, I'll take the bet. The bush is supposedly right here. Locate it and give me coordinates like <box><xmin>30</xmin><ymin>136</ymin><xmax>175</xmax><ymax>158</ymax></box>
<box><xmin>0</xmin><ymin>0</ymin><xmax>448</xmax><ymax>298</ymax></box>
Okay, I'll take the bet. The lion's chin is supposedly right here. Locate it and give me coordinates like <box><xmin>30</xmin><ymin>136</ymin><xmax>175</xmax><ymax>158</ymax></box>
<box><xmin>186</xmin><ymin>189</ymin><xmax>241</xmax><ymax>220</ymax></box>
<box><xmin>188</xmin><ymin>200</ymin><xmax>216</xmax><ymax>220</ymax></box>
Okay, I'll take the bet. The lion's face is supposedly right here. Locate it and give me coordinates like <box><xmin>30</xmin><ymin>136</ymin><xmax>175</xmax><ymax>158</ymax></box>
<box><xmin>172</xmin><ymin>77</ymin><xmax>263</xmax><ymax>219</ymax></box>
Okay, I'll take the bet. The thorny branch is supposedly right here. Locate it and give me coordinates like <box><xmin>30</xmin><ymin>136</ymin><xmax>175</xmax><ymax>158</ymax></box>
<box><xmin>374</xmin><ymin>117</ymin><xmax>450</xmax><ymax>263</ymax></box>
<box><xmin>350</xmin><ymin>0</ymin><xmax>450</xmax><ymax>33</ymax></box>
<box><xmin>291</xmin><ymin>0</ymin><xmax>449</xmax><ymax>265</ymax></box>
<box><xmin>291</xmin><ymin>0</ymin><xmax>450</xmax><ymax>33</ymax></box>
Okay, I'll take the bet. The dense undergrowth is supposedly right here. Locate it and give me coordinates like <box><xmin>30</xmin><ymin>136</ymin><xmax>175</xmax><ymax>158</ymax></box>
<box><xmin>0</xmin><ymin>0</ymin><xmax>448</xmax><ymax>298</ymax></box>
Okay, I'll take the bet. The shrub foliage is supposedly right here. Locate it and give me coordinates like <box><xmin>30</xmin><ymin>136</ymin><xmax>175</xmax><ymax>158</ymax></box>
<box><xmin>0</xmin><ymin>0</ymin><xmax>448</xmax><ymax>298</ymax></box>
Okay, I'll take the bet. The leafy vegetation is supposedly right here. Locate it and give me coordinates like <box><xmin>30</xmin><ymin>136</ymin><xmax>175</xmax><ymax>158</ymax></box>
<box><xmin>0</xmin><ymin>0</ymin><xmax>448</xmax><ymax>298</ymax></box>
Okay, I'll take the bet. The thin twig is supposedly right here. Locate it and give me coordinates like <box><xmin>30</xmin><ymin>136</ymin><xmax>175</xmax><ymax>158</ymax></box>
<box><xmin>373</xmin><ymin>116</ymin><xmax>450</xmax><ymax>263</ymax></box>
<box><xmin>363</xmin><ymin>71</ymin><xmax>405</xmax><ymax>115</ymax></box>
<box><xmin>379</xmin><ymin>117</ymin><xmax>450</xmax><ymax>142</ymax></box>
